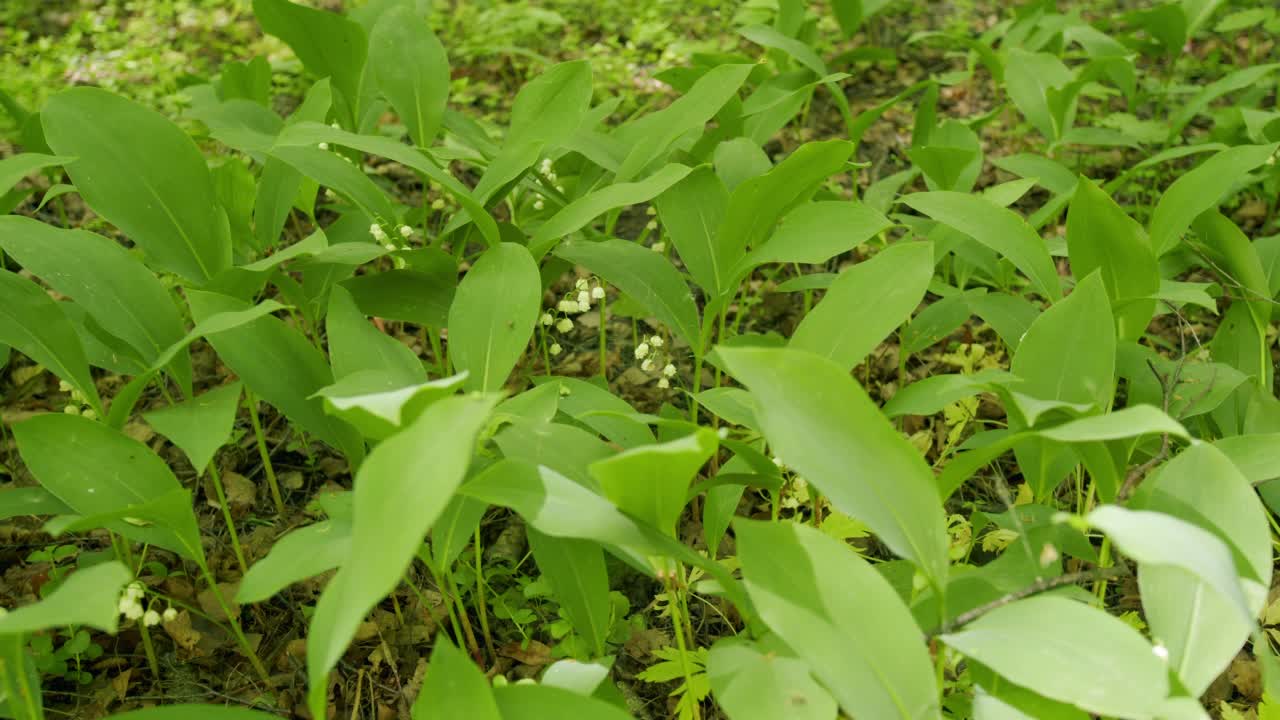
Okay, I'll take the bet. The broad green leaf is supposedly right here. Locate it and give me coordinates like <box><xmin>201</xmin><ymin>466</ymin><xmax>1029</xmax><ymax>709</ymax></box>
<box><xmin>589</xmin><ymin>428</ymin><xmax>718</xmax><ymax>536</ymax></box>
<box><xmin>790</xmin><ymin>241</ymin><xmax>932</xmax><ymax>371</ymax></box>
<box><xmin>0</xmin><ymin>269</ymin><xmax>101</xmax><ymax>415</ymax></box>
<box><xmin>13</xmin><ymin>415</ymin><xmax>202</xmax><ymax>560</ymax></box>
<box><xmin>1192</xmin><ymin>211</ymin><xmax>1271</xmax><ymax>334</ymax></box>
<box><xmin>412</xmin><ymin>639</ymin><xmax>501</xmax><ymax>720</ymax></box>
<box><xmin>530</xmin><ymin>163</ymin><xmax>694</xmax><ymax>259</ymax></box>
<box><xmin>720</xmin><ymin>140</ymin><xmax>854</xmax><ymax>256</ymax></box>
<box><xmin>0</xmin><ymin>561</ymin><xmax>130</xmax><ymax>634</ymax></box>
<box><xmin>719</xmin><ymin>347</ymin><xmax>949</xmax><ymax>584</ymax></box>
<box><xmin>1089</xmin><ymin>506</ymin><xmax>1251</xmax><ymax>622</ymax></box>
<box><xmin>0</xmin><ymin>487</ymin><xmax>72</xmax><ymax>521</ymax></box>
<box><xmin>527</xmin><ymin>529</ymin><xmax>611</xmax><ymax>656</ymax></box>
<box><xmin>902</xmin><ymin>289</ymin><xmax>980</xmax><ymax>354</ymax></box>
<box><xmin>555</xmin><ymin>238</ymin><xmax>701</xmax><ymax>349</ymax></box>
<box><xmin>369</xmin><ymin>5</ymin><xmax>448</xmax><ymax>147</ymax></box>
<box><xmin>1066</xmin><ymin>178</ymin><xmax>1159</xmax><ymax>341</ymax></box>
<box><xmin>902</xmin><ymin>191</ymin><xmax>1061</xmax><ymax>300</ymax></box>
<box><xmin>473</xmin><ymin>60</ymin><xmax>592</xmax><ymax>204</ymax></box>
<box><xmin>1010</xmin><ymin>272</ymin><xmax>1114</xmax><ymax>409</ymax></box>
<box><xmin>0</xmin><ymin>153</ymin><xmax>72</xmax><ymax>196</ymax></box>
<box><xmin>268</xmin><ymin>144</ymin><xmax>397</xmax><ymax>224</ymax></box>
<box><xmin>654</xmin><ymin>166</ymin><xmax>734</xmax><ymax>298</ymax></box>
<box><xmin>238</xmin><ymin>494</ymin><xmax>352</xmax><ymax>603</ymax></box>
<box><xmin>143</xmin><ymin>382</ymin><xmax>243</xmax><ymax>475</ymax></box>
<box><xmin>42</xmin><ymin>88</ymin><xmax>231</xmax><ymax>282</ymax></box>
<box><xmin>307</xmin><ymin>394</ymin><xmax>496</xmax><ymax>717</ymax></box>
<box><xmin>1141</xmin><ymin>443</ymin><xmax>1271</xmax><ymax>589</ymax></box>
<box><xmin>1148</xmin><ymin>143</ymin><xmax>1279</xmax><ymax>255</ymax></box>
<box><xmin>275</xmin><ymin>122</ymin><xmax>499</xmax><ymax>247</ymax></box>
<box><xmin>1003</xmin><ymin>49</ymin><xmax>1074</xmax><ymax>141</ymax></box>
<box><xmin>883</xmin><ymin>369</ymin><xmax>1018</xmax><ymax>418</ymax></box>
<box><xmin>967</xmin><ymin>293</ymin><xmax>1041</xmax><ymax>351</ymax></box>
<box><xmin>447</xmin><ymin>242</ymin><xmax>540</xmax><ymax>393</ymax></box>
<box><xmin>540</xmin><ymin>658</ymin><xmax>611</xmax><ymax>696</ymax></box>
<box><xmin>327</xmin><ymin>285</ymin><xmax>424</xmax><ymax>384</ymax></box>
<box><xmin>543</xmin><ymin>376</ymin><xmax>655</xmax><ymax>448</ymax></box>
<box><xmin>616</xmin><ymin>64</ymin><xmax>754</xmax><ymax>180</ymax></box>
<box><xmin>0</xmin><ymin>216</ymin><xmax>190</xmax><ymax>391</ymax></box>
<box><xmin>316</xmin><ymin>371</ymin><xmax>467</xmax><ymax>440</ymax></box>
<box><xmin>492</xmin><ymin>684</ymin><xmax>634</xmax><ymax>720</ymax></box>
<box><xmin>0</xmin><ymin>633</ymin><xmax>42</xmax><ymax>720</ymax></box>
<box><xmin>253</xmin><ymin>0</ymin><xmax>367</xmax><ymax>124</ymax></box>
<box><xmin>742</xmin><ymin>200</ymin><xmax>891</xmax><ymax>270</ymax></box>
<box><xmin>941</xmin><ymin>596</ymin><xmax>1168</xmax><ymax>718</ymax></box>
<box><xmin>735</xmin><ymin>519</ymin><xmax>940</xmax><ymax>719</ymax></box>
<box><xmin>187</xmin><ymin>290</ymin><xmax>364</xmax><ymax>463</ymax></box>
<box><xmin>1215</xmin><ymin>433</ymin><xmax>1280</xmax><ymax>484</ymax></box>
<box><xmin>343</xmin><ymin>267</ymin><xmax>455</xmax><ymax>329</ymax></box>
<box><xmin>1168</xmin><ymin>63</ymin><xmax>1280</xmax><ymax>139</ymax></box>
<box><xmin>713</xmin><ymin>136</ymin><xmax>771</xmax><ymax>191</ymax></box>
<box><xmin>708</xmin><ymin>638</ymin><xmax>837</xmax><ymax>720</ymax></box>
<box><xmin>1142</xmin><ymin>564</ymin><xmax>1250</xmax><ymax>698</ymax></box>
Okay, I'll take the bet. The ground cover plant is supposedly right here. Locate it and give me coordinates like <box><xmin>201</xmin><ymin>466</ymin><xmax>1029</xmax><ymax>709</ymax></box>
<box><xmin>1</xmin><ymin>0</ymin><xmax>1280</xmax><ymax>717</ymax></box>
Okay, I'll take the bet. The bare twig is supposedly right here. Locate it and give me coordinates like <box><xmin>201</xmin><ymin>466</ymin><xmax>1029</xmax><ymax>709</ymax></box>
<box><xmin>927</xmin><ymin>566</ymin><xmax>1128</xmax><ymax>638</ymax></box>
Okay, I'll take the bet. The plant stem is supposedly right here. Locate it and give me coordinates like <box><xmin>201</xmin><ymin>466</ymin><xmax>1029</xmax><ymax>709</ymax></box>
<box><xmin>473</xmin><ymin>528</ymin><xmax>495</xmax><ymax>661</ymax></box>
<box><xmin>245</xmin><ymin>391</ymin><xmax>284</xmax><ymax>515</ymax></box>
<box><xmin>664</xmin><ymin>568</ymin><xmax>702</xmax><ymax>720</ymax></box>
<box><xmin>930</xmin><ymin>566</ymin><xmax>1126</xmax><ymax>637</ymax></box>
<box><xmin>207</xmin><ymin>463</ymin><xmax>248</xmax><ymax>576</ymax></box>
<box><xmin>138</xmin><ymin>618</ymin><xmax>161</xmax><ymax>682</ymax></box>
<box><xmin>598</xmin><ymin>284</ymin><xmax>608</xmax><ymax>380</ymax></box>
<box><xmin>197</xmin><ymin>563</ymin><xmax>274</xmax><ymax>690</ymax></box>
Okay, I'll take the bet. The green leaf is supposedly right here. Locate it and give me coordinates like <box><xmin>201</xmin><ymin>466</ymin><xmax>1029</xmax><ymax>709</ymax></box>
<box><xmin>1168</xmin><ymin>64</ymin><xmax>1280</xmax><ymax>139</ymax></box>
<box><xmin>719</xmin><ymin>347</ymin><xmax>949</xmax><ymax>585</ymax></box>
<box><xmin>1148</xmin><ymin>143</ymin><xmax>1279</xmax><ymax>255</ymax></box>
<box><xmin>654</xmin><ymin>166</ymin><xmax>734</xmax><ymax>298</ymax></box>
<box><xmin>1192</xmin><ymin>210</ymin><xmax>1271</xmax><ymax>334</ymax></box>
<box><xmin>735</xmin><ymin>519</ymin><xmax>940</xmax><ymax>719</ymax></box>
<box><xmin>143</xmin><ymin>382</ymin><xmax>243</xmax><ymax>475</ymax></box>
<box><xmin>616</xmin><ymin>64</ymin><xmax>754</xmax><ymax>181</ymax></box>
<box><xmin>447</xmin><ymin>243</ymin><xmax>540</xmax><ymax>393</ymax></box>
<box><xmin>0</xmin><ymin>633</ymin><xmax>42</xmax><ymax>720</ymax></box>
<box><xmin>544</xmin><ymin>377</ymin><xmax>655</xmax><ymax>448</ymax></box>
<box><xmin>316</xmin><ymin>371</ymin><xmax>467</xmax><ymax>440</ymax></box>
<box><xmin>555</xmin><ymin>238</ymin><xmax>701</xmax><ymax>350</ymax></box>
<box><xmin>369</xmin><ymin>5</ymin><xmax>448</xmax><ymax>147</ymax></box>
<box><xmin>708</xmin><ymin>638</ymin><xmax>837</xmax><ymax>720</ymax></box>
<box><xmin>527</xmin><ymin>529</ymin><xmax>611</xmax><ymax>657</ymax></box>
<box><xmin>1065</xmin><ymin>179</ymin><xmax>1159</xmax><ymax>341</ymax></box>
<box><xmin>1003</xmin><ymin>49</ymin><xmax>1074</xmax><ymax>141</ymax></box>
<box><xmin>0</xmin><ymin>216</ymin><xmax>191</xmax><ymax>391</ymax></box>
<box><xmin>941</xmin><ymin>596</ymin><xmax>1169</xmax><ymax>718</ymax></box>
<box><xmin>238</xmin><ymin>494</ymin><xmax>352</xmax><ymax>603</ymax></box>
<box><xmin>790</xmin><ymin>241</ymin><xmax>932</xmax><ymax>370</ymax></box>
<box><xmin>268</xmin><ymin>144</ymin><xmax>397</xmax><ymax>224</ymax></box>
<box><xmin>412</xmin><ymin>639</ymin><xmax>501</xmax><ymax>720</ymax></box>
<box><xmin>1010</xmin><ymin>271</ymin><xmax>1114</xmax><ymax>409</ymax></box>
<box><xmin>589</xmin><ymin>428</ymin><xmax>718</xmax><ymax>537</ymax></box>
<box><xmin>42</xmin><ymin>88</ymin><xmax>231</xmax><ymax>282</ymax></box>
<box><xmin>492</xmin><ymin>684</ymin><xmax>635</xmax><ymax>720</ymax></box>
<box><xmin>530</xmin><ymin>163</ymin><xmax>694</xmax><ymax>259</ymax></box>
<box><xmin>901</xmin><ymin>191</ymin><xmax>1061</xmax><ymax>300</ymax></box>
<box><xmin>0</xmin><ymin>561</ymin><xmax>130</xmax><ymax>634</ymax></box>
<box><xmin>275</xmin><ymin>122</ymin><xmax>499</xmax><ymax>247</ymax></box>
<box><xmin>307</xmin><ymin>393</ymin><xmax>497</xmax><ymax>717</ymax></box>
<box><xmin>327</xmin><ymin>285</ymin><xmax>425</xmax><ymax>384</ymax></box>
<box><xmin>13</xmin><ymin>415</ymin><xmax>202</xmax><ymax>560</ymax></box>
<box><xmin>473</xmin><ymin>60</ymin><xmax>593</xmax><ymax>204</ymax></box>
<box><xmin>720</xmin><ymin>140</ymin><xmax>854</xmax><ymax>256</ymax></box>
<box><xmin>253</xmin><ymin>0</ymin><xmax>367</xmax><ymax>124</ymax></box>
<box><xmin>0</xmin><ymin>153</ymin><xmax>72</xmax><ymax>197</ymax></box>
<box><xmin>883</xmin><ymin>369</ymin><xmax>1018</xmax><ymax>418</ymax></box>
<box><xmin>342</xmin><ymin>267</ymin><xmax>455</xmax><ymax>330</ymax></box>
<box><xmin>0</xmin><ymin>487</ymin><xmax>72</xmax><ymax>521</ymax></box>
<box><xmin>0</xmin><ymin>269</ymin><xmax>102</xmax><ymax>415</ymax></box>
<box><xmin>1089</xmin><ymin>505</ymin><xmax>1251</xmax><ymax>623</ymax></box>
<box><xmin>1215</xmin><ymin>434</ymin><xmax>1280</xmax><ymax>484</ymax></box>
<box><xmin>187</xmin><ymin>290</ymin><xmax>364</xmax><ymax>463</ymax></box>
<box><xmin>743</xmin><ymin>200</ymin><xmax>891</xmax><ymax>270</ymax></box>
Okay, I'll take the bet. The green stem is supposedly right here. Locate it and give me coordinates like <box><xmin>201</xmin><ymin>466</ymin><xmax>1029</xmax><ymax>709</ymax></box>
<box><xmin>138</xmin><ymin>617</ymin><xmax>161</xmax><ymax>683</ymax></box>
<box><xmin>197</xmin><ymin>563</ymin><xmax>273</xmax><ymax>690</ymax></box>
<box><xmin>1093</xmin><ymin>536</ymin><xmax>1113</xmax><ymax>600</ymax></box>
<box><xmin>474</xmin><ymin>529</ymin><xmax>495</xmax><ymax>661</ymax></box>
<box><xmin>598</xmin><ymin>285</ymin><xmax>609</xmax><ymax>380</ymax></box>
<box><xmin>207</xmin><ymin>463</ymin><xmax>249</xmax><ymax>576</ymax></box>
<box><xmin>665</xmin><ymin>568</ymin><xmax>702</xmax><ymax>720</ymax></box>
<box><xmin>245</xmin><ymin>391</ymin><xmax>284</xmax><ymax>515</ymax></box>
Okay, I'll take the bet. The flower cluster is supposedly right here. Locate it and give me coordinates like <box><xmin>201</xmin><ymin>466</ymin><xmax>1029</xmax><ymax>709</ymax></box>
<box><xmin>634</xmin><ymin>334</ymin><xmax>677</xmax><ymax>389</ymax></box>
<box><xmin>59</xmin><ymin>380</ymin><xmax>96</xmax><ymax>420</ymax></box>
<box><xmin>530</xmin><ymin>158</ymin><xmax>565</xmax><ymax>211</ymax></box>
<box><xmin>118</xmin><ymin>582</ymin><xmax>177</xmax><ymax>627</ymax></box>
<box><xmin>369</xmin><ymin>222</ymin><xmax>414</xmax><ymax>252</ymax></box>
<box><xmin>541</xmin><ymin>278</ymin><xmax>605</xmax><ymax>356</ymax></box>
